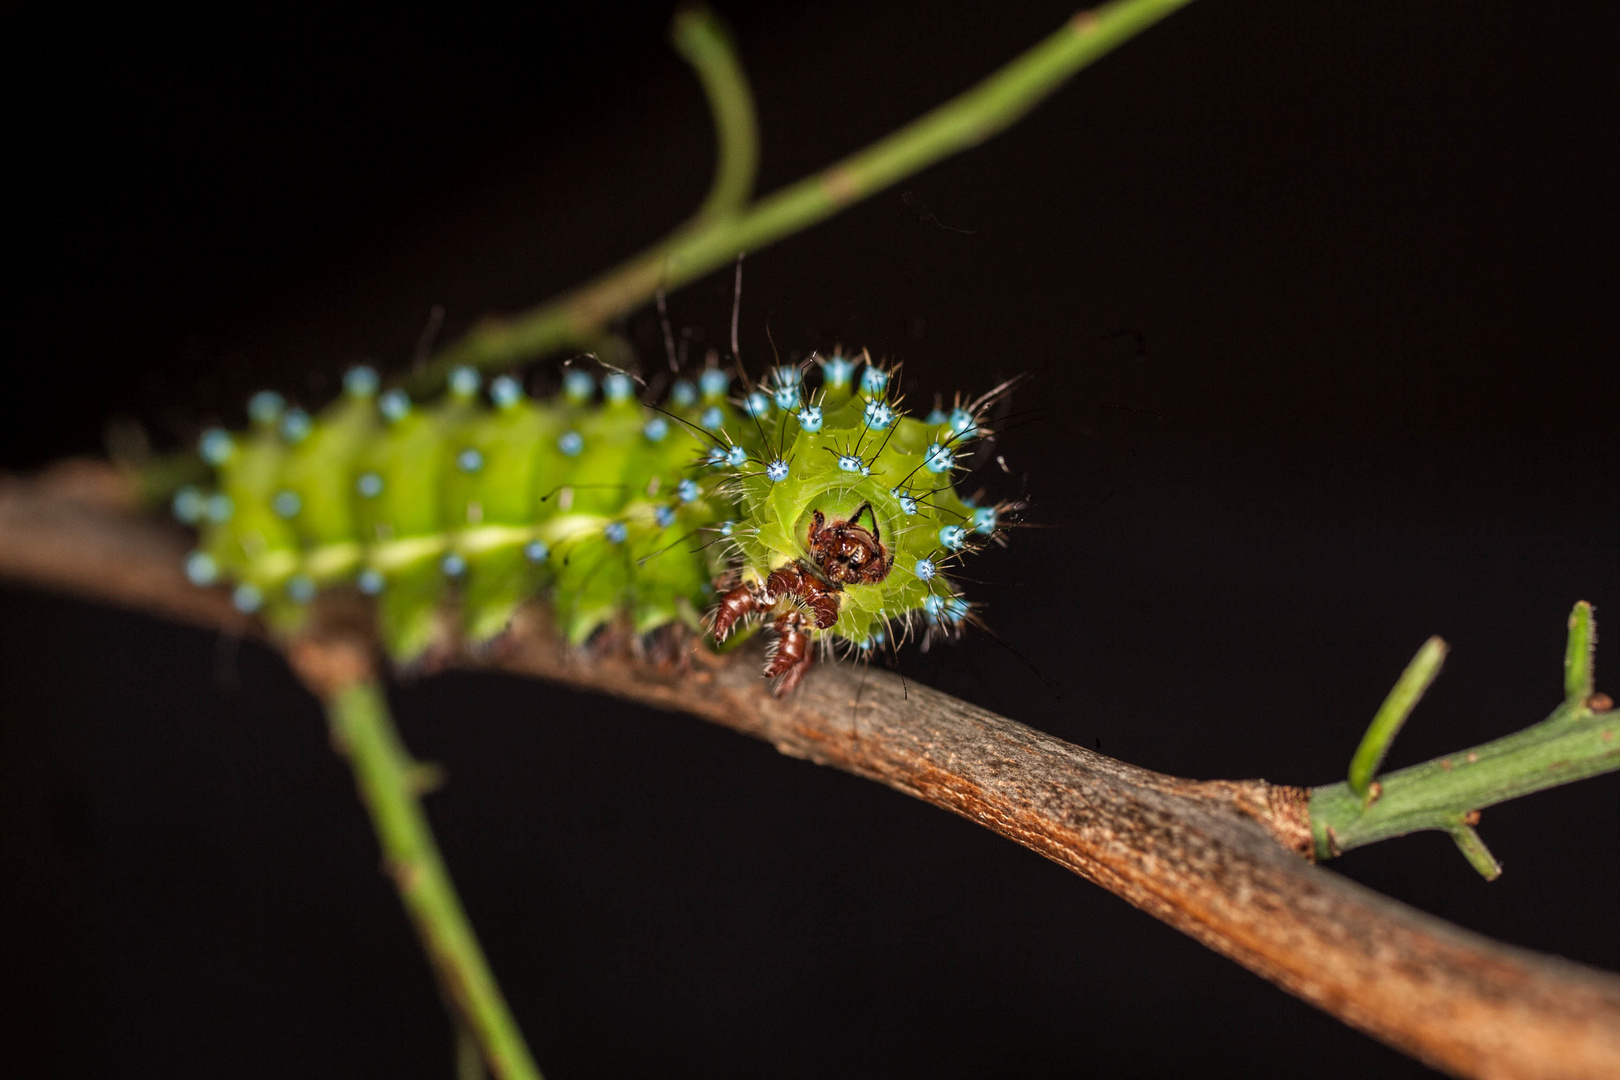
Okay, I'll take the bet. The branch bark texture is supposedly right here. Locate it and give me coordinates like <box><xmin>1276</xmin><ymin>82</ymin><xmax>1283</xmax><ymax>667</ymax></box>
<box><xmin>4</xmin><ymin>464</ymin><xmax>1620</xmax><ymax>1080</ymax></box>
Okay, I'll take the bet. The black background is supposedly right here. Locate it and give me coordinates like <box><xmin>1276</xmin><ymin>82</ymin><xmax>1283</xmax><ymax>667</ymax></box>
<box><xmin>3</xmin><ymin>1</ymin><xmax>1618</xmax><ymax>1077</ymax></box>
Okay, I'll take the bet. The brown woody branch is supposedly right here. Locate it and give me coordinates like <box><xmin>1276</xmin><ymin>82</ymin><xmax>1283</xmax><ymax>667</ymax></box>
<box><xmin>5</xmin><ymin>462</ymin><xmax>1620</xmax><ymax>1080</ymax></box>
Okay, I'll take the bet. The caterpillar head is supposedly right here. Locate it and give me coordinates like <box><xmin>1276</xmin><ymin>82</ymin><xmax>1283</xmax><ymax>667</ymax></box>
<box><xmin>807</xmin><ymin>503</ymin><xmax>891</xmax><ymax>586</ymax></box>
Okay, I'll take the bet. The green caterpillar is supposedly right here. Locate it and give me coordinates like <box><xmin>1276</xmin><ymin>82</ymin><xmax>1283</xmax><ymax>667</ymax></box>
<box><xmin>174</xmin><ymin>351</ymin><xmax>1011</xmax><ymax>693</ymax></box>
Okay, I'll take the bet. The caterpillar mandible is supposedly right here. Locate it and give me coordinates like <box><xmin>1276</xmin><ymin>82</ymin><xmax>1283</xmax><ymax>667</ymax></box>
<box><xmin>173</xmin><ymin>349</ymin><xmax>1016</xmax><ymax>694</ymax></box>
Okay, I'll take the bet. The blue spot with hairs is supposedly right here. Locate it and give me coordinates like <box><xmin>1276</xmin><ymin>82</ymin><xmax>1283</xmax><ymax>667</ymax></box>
<box><xmin>449</xmin><ymin>366</ymin><xmax>481</xmax><ymax>398</ymax></box>
<box><xmin>643</xmin><ymin>417</ymin><xmax>669</xmax><ymax>442</ymax></box>
<box><xmin>796</xmin><ymin>405</ymin><xmax>823</xmax><ymax>432</ymax></box>
<box><xmin>745</xmin><ymin>391</ymin><xmax>771</xmax><ymax>417</ymax></box>
<box><xmin>286</xmin><ymin>575</ymin><xmax>316</xmax><ymax>603</ymax></box>
<box><xmin>205</xmin><ymin>494</ymin><xmax>234</xmax><ymax>524</ymax></box>
<box><xmin>923</xmin><ymin>594</ymin><xmax>945</xmax><ymax>620</ymax></box>
<box><xmin>972</xmin><ymin>506</ymin><xmax>998</xmax><ymax>535</ymax></box>
<box><xmin>358</xmin><ymin>569</ymin><xmax>385</xmax><ymax>595</ymax></box>
<box><xmin>860</xmin><ymin>366</ymin><xmax>889</xmax><ymax>395</ymax></box>
<box><xmin>873</xmin><ymin>628</ymin><xmax>887</xmax><ymax>645</ymax></box>
<box><xmin>671</xmin><ymin>379</ymin><xmax>697</xmax><ymax>407</ymax></box>
<box><xmin>272</xmin><ymin>490</ymin><xmax>301</xmax><ymax>518</ymax></box>
<box><xmin>655</xmin><ymin>505</ymin><xmax>676</xmax><ymax>528</ymax></box>
<box><xmin>948</xmin><ymin>408</ymin><xmax>979</xmax><ymax>439</ymax></box>
<box><xmin>820</xmin><ymin>354</ymin><xmax>854</xmax><ymax>388</ymax></box>
<box><xmin>704</xmin><ymin>447</ymin><xmax>727</xmax><ymax>467</ymax></box>
<box><xmin>491</xmin><ymin>375</ymin><xmax>523</xmax><ymax>409</ymax></box>
<box><xmin>199</xmin><ymin>429</ymin><xmax>234</xmax><ymax>465</ymax></box>
<box><xmin>718</xmin><ymin>521</ymin><xmax>735</xmax><ymax>537</ymax></box>
<box><xmin>766</xmin><ymin>459</ymin><xmax>789</xmax><ymax>482</ymax></box>
<box><xmin>915</xmin><ymin>557</ymin><xmax>937</xmax><ymax>581</ymax></box>
<box><xmin>558</xmin><ymin>431</ymin><xmax>584</xmax><ymax>457</ymax></box>
<box><xmin>939</xmin><ymin>524</ymin><xmax>967</xmax><ymax>551</ymax></box>
<box><xmin>524</xmin><ymin>539</ymin><xmax>549</xmax><ymax>563</ymax></box>
<box><xmin>441</xmin><ymin>552</ymin><xmax>468</xmax><ymax>577</ymax></box>
<box><xmin>232</xmin><ymin>583</ymin><xmax>263</xmax><ymax>614</ymax></box>
<box><xmin>603</xmin><ymin>372</ymin><xmax>634</xmax><ymax>402</ymax></box>
<box><xmin>892</xmin><ymin>488</ymin><xmax>918</xmax><ymax>515</ymax></box>
<box><xmin>563</xmin><ymin>369</ymin><xmax>595</xmax><ymax>403</ymax></box>
<box><xmin>924</xmin><ymin>443</ymin><xmax>955</xmax><ymax>473</ymax></box>
<box><xmin>837</xmin><ymin>454</ymin><xmax>868</xmax><ymax>475</ymax></box>
<box><xmin>456</xmin><ymin>448</ymin><xmax>483</xmax><ymax>473</ymax></box>
<box><xmin>699</xmin><ymin>368</ymin><xmax>730</xmax><ymax>400</ymax></box>
<box><xmin>701</xmin><ymin>406</ymin><xmax>724</xmax><ymax>431</ymax></box>
<box><xmin>773</xmin><ymin>385</ymin><xmax>800</xmax><ymax>410</ymax></box>
<box><xmin>946</xmin><ymin>597</ymin><xmax>971</xmax><ymax>623</ymax></box>
<box><xmin>726</xmin><ymin>445</ymin><xmax>748</xmax><ymax>467</ymax></box>
<box><xmin>185</xmin><ymin>551</ymin><xmax>218</xmax><ymax>586</ymax></box>
<box><xmin>862</xmin><ymin>399</ymin><xmax>895</xmax><ymax>430</ymax></box>
<box><xmin>280</xmin><ymin>408</ymin><xmax>312</xmax><ymax>443</ymax></box>
<box><xmin>604</xmin><ymin>521</ymin><xmax>628</xmax><ymax>544</ymax></box>
<box><xmin>248</xmin><ymin>391</ymin><xmax>284</xmax><ymax>425</ymax></box>
<box><xmin>925</xmin><ymin>408</ymin><xmax>947</xmax><ymax>425</ymax></box>
<box><xmin>677</xmin><ymin>479</ymin><xmax>700</xmax><ymax>503</ymax></box>
<box><xmin>356</xmin><ymin>472</ymin><xmax>384</xmax><ymax>498</ymax></box>
<box><xmin>379</xmin><ymin>389</ymin><xmax>411</xmax><ymax>422</ymax></box>
<box><xmin>172</xmin><ymin>487</ymin><xmax>206</xmax><ymax>524</ymax></box>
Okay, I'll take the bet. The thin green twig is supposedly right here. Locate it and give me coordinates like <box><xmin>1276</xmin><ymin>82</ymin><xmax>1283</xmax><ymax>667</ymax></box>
<box><xmin>1347</xmin><ymin>636</ymin><xmax>1446</xmax><ymax>800</ymax></box>
<box><xmin>1310</xmin><ymin>602</ymin><xmax>1619</xmax><ymax>879</ymax></box>
<box><xmin>328</xmin><ymin>681</ymin><xmax>542</xmax><ymax>1080</ymax></box>
<box><xmin>409</xmin><ymin>0</ymin><xmax>1196</xmax><ymax>393</ymax></box>
<box><xmin>673</xmin><ymin>6</ymin><xmax>759</xmax><ymax>224</ymax></box>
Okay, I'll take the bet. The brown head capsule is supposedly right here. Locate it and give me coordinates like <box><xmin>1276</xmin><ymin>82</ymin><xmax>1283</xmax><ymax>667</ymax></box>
<box><xmin>807</xmin><ymin>502</ymin><xmax>891</xmax><ymax>586</ymax></box>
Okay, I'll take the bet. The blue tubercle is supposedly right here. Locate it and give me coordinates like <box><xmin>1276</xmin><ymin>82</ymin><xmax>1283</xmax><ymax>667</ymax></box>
<box><xmin>272</xmin><ymin>490</ymin><xmax>302</xmax><ymax>518</ymax></box>
<box><xmin>232</xmin><ymin>583</ymin><xmax>263</xmax><ymax>614</ymax></box>
<box><xmin>199</xmin><ymin>429</ymin><xmax>234</xmax><ymax>465</ymax></box>
<box><xmin>701</xmin><ymin>406</ymin><xmax>724</xmax><ymax>431</ymax></box>
<box><xmin>205</xmin><ymin>494</ymin><xmax>233</xmax><ymax>524</ymax></box>
<box><xmin>344</xmin><ymin>366</ymin><xmax>380</xmax><ymax>398</ymax></box>
<box><xmin>745</xmin><ymin>391</ymin><xmax>771</xmax><ymax>417</ymax></box>
<box><xmin>862</xmin><ymin>399</ymin><xmax>895</xmax><ymax>430</ymax></box>
<box><xmin>726</xmin><ymin>445</ymin><xmax>749</xmax><ymax>468</ymax></box>
<box><xmin>456</xmin><ymin>448</ymin><xmax>484</xmax><ymax>473</ymax></box>
<box><xmin>558</xmin><ymin>431</ymin><xmax>584</xmax><ymax>457</ymax></box>
<box><xmin>938</xmin><ymin>524</ymin><xmax>967</xmax><ymax>551</ymax></box>
<box><xmin>441</xmin><ymin>552</ymin><xmax>468</xmax><ymax>577</ymax></box>
<box><xmin>490</xmin><ymin>376</ymin><xmax>523</xmax><ymax>409</ymax></box>
<box><xmin>972</xmin><ymin>506</ymin><xmax>998</xmax><ymax>535</ymax></box>
<box><xmin>860</xmin><ymin>366</ymin><xmax>890</xmax><ymax>395</ymax></box>
<box><xmin>820</xmin><ymin>353</ymin><xmax>854</xmax><ymax>389</ymax></box>
<box><xmin>915</xmin><ymin>557</ymin><xmax>937</xmax><ymax>581</ymax></box>
<box><xmin>947</xmin><ymin>407</ymin><xmax>979</xmax><ymax>439</ymax></box>
<box><xmin>563</xmin><ymin>369</ymin><xmax>595</xmax><ymax>404</ymax></box>
<box><xmin>356</xmin><ymin>472</ymin><xmax>384</xmax><ymax>498</ymax></box>
<box><xmin>378</xmin><ymin>390</ymin><xmax>411</xmax><ymax>422</ymax></box>
<box><xmin>184</xmin><ymin>551</ymin><xmax>219</xmax><ymax>586</ymax></box>
<box><xmin>765</xmin><ymin>459</ymin><xmax>789</xmax><ymax>482</ymax></box>
<box><xmin>655</xmin><ymin>505</ymin><xmax>677</xmax><ymax>528</ymax></box>
<box><xmin>286</xmin><ymin>575</ymin><xmax>317</xmax><ymax>604</ymax></box>
<box><xmin>699</xmin><ymin>368</ymin><xmax>730</xmax><ymax>400</ymax></box>
<box><xmin>358</xmin><ymin>569</ymin><xmax>386</xmax><ymax>595</ymax></box>
<box><xmin>670</xmin><ymin>379</ymin><xmax>698</xmax><ymax>408</ymax></box>
<box><xmin>923</xmin><ymin>443</ymin><xmax>955</xmax><ymax>474</ymax></box>
<box><xmin>925</xmin><ymin>407</ymin><xmax>947</xmax><ymax>425</ymax></box>
<box><xmin>280</xmin><ymin>408</ymin><xmax>313</xmax><ymax>443</ymax></box>
<box><xmin>796</xmin><ymin>405</ymin><xmax>823</xmax><ymax>433</ymax></box>
<box><xmin>248</xmin><ymin>391</ymin><xmax>285</xmax><ymax>426</ymax></box>
<box><xmin>891</xmin><ymin>488</ymin><xmax>918</xmax><ymax>516</ymax></box>
<box><xmin>524</xmin><ymin>539</ymin><xmax>550</xmax><ymax>563</ymax></box>
<box><xmin>449</xmin><ymin>366</ymin><xmax>481</xmax><ymax>399</ymax></box>
<box><xmin>172</xmin><ymin>487</ymin><xmax>206</xmax><ymax>524</ymax></box>
<box><xmin>604</xmin><ymin>521</ymin><xmax>628</xmax><ymax>544</ymax></box>
<box><xmin>677</xmin><ymin>479</ymin><xmax>701</xmax><ymax>503</ymax></box>
<box><xmin>643</xmin><ymin>417</ymin><xmax>669</xmax><ymax>442</ymax></box>
<box><xmin>603</xmin><ymin>372</ymin><xmax>635</xmax><ymax>403</ymax></box>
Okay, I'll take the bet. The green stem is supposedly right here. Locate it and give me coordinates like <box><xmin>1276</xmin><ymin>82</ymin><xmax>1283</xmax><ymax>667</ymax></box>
<box><xmin>328</xmin><ymin>682</ymin><xmax>542</xmax><ymax>1080</ymax></box>
<box><xmin>410</xmin><ymin>0</ymin><xmax>1195</xmax><ymax>393</ymax></box>
<box><xmin>672</xmin><ymin>6</ymin><xmax>759</xmax><ymax>224</ymax></box>
<box><xmin>1310</xmin><ymin>603</ymin><xmax>1620</xmax><ymax>879</ymax></box>
<box><xmin>1347</xmin><ymin>636</ymin><xmax>1446</xmax><ymax>800</ymax></box>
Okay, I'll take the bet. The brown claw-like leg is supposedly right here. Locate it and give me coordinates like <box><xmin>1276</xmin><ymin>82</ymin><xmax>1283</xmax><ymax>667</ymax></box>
<box><xmin>711</xmin><ymin>579</ymin><xmax>768</xmax><ymax>641</ymax></box>
<box><xmin>763</xmin><ymin>610</ymin><xmax>815</xmax><ymax>696</ymax></box>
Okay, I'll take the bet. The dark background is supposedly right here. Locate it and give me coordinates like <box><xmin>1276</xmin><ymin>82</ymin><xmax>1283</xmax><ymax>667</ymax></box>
<box><xmin>3</xmin><ymin>1</ymin><xmax>1617</xmax><ymax>1076</ymax></box>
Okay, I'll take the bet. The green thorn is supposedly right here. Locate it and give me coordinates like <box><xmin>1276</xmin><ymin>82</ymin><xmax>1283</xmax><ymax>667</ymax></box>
<box><xmin>1565</xmin><ymin>600</ymin><xmax>1595</xmax><ymax>702</ymax></box>
<box><xmin>1348</xmin><ymin>636</ymin><xmax>1448</xmax><ymax>801</ymax></box>
<box><xmin>1447</xmin><ymin>821</ymin><xmax>1502</xmax><ymax>881</ymax></box>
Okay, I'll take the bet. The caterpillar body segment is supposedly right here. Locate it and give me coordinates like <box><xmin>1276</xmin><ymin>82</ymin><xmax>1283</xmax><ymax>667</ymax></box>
<box><xmin>177</xmin><ymin>349</ymin><xmax>1012</xmax><ymax>694</ymax></box>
